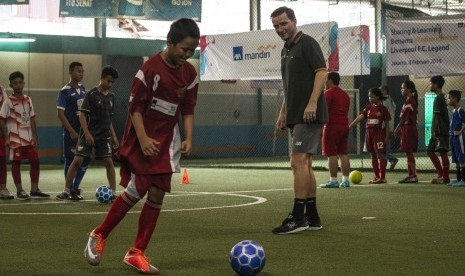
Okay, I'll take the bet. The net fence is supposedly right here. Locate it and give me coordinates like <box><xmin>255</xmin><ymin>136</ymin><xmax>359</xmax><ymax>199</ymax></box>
<box><xmin>0</xmin><ymin>0</ymin><xmax>464</xmax><ymax>173</ymax></box>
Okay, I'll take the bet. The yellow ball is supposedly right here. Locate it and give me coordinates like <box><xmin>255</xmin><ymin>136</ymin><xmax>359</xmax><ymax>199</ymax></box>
<box><xmin>349</xmin><ymin>170</ymin><xmax>363</xmax><ymax>184</ymax></box>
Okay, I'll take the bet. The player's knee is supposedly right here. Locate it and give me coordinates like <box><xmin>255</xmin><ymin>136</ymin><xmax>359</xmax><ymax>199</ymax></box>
<box><xmin>146</xmin><ymin>198</ymin><xmax>163</xmax><ymax>209</ymax></box>
<box><xmin>290</xmin><ymin>154</ymin><xmax>308</xmax><ymax>169</ymax></box>
<box><xmin>147</xmin><ymin>186</ymin><xmax>165</xmax><ymax>203</ymax></box>
<box><xmin>121</xmin><ymin>191</ymin><xmax>139</xmax><ymax>206</ymax></box>
<box><xmin>103</xmin><ymin>158</ymin><xmax>114</xmax><ymax>168</ymax></box>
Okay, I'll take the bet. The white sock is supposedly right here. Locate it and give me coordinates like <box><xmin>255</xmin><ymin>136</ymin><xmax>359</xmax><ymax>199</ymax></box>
<box><xmin>330</xmin><ymin>177</ymin><xmax>337</xmax><ymax>182</ymax></box>
<box><xmin>64</xmin><ymin>188</ymin><xmax>70</xmax><ymax>194</ymax></box>
<box><xmin>342</xmin><ymin>176</ymin><xmax>349</xmax><ymax>182</ymax></box>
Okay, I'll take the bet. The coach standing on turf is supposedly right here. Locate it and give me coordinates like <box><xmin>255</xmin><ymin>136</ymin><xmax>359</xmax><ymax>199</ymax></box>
<box><xmin>271</xmin><ymin>6</ymin><xmax>328</xmax><ymax>234</ymax></box>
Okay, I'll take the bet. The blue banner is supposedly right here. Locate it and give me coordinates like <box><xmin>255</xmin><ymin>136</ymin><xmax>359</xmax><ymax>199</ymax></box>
<box><xmin>60</xmin><ymin>0</ymin><xmax>201</xmax><ymax>21</ymax></box>
<box><xmin>0</xmin><ymin>0</ymin><xmax>28</xmax><ymax>4</ymax></box>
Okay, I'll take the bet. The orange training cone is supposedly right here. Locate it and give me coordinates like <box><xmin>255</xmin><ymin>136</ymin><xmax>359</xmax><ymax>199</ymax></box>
<box><xmin>181</xmin><ymin>168</ymin><xmax>190</xmax><ymax>184</ymax></box>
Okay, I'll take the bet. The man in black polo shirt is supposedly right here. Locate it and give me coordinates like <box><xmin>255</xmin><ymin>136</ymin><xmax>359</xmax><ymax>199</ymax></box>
<box><xmin>271</xmin><ymin>6</ymin><xmax>328</xmax><ymax>234</ymax></box>
<box><xmin>61</xmin><ymin>66</ymin><xmax>120</xmax><ymax>200</ymax></box>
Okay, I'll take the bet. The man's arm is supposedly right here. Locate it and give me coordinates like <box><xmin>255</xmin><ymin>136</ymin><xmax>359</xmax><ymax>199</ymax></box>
<box><xmin>310</xmin><ymin>69</ymin><xmax>327</xmax><ymax>103</ymax></box>
<box><xmin>276</xmin><ymin>100</ymin><xmax>286</xmax><ymax>130</ymax></box>
<box><xmin>57</xmin><ymin>109</ymin><xmax>79</xmax><ymax>140</ymax></box>
<box><xmin>304</xmin><ymin>69</ymin><xmax>327</xmax><ymax>123</ymax></box>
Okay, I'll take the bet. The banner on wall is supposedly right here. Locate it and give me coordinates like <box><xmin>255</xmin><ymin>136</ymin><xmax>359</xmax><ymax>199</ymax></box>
<box><xmin>386</xmin><ymin>15</ymin><xmax>465</xmax><ymax>77</ymax></box>
<box><xmin>0</xmin><ymin>0</ymin><xmax>28</xmax><ymax>4</ymax></box>
<box><xmin>339</xmin><ymin>25</ymin><xmax>370</xmax><ymax>76</ymax></box>
<box><xmin>200</xmin><ymin>22</ymin><xmax>338</xmax><ymax>81</ymax></box>
<box><xmin>59</xmin><ymin>0</ymin><xmax>201</xmax><ymax>21</ymax></box>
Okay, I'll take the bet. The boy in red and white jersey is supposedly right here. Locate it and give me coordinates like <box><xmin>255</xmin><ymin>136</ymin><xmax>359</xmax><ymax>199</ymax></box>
<box><xmin>0</xmin><ymin>72</ymin><xmax>49</xmax><ymax>200</ymax></box>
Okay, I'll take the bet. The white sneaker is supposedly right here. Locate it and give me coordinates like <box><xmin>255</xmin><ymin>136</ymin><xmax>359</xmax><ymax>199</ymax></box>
<box><xmin>0</xmin><ymin>188</ymin><xmax>14</xmax><ymax>199</ymax></box>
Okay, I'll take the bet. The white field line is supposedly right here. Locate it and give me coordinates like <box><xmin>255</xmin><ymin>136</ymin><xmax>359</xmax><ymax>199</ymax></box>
<box><xmin>0</xmin><ymin>192</ymin><xmax>268</xmax><ymax>215</ymax></box>
<box><xmin>0</xmin><ymin>182</ymin><xmax>436</xmax><ymax>215</ymax></box>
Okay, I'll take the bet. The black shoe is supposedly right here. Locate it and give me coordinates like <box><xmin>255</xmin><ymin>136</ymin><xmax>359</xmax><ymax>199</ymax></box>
<box><xmin>307</xmin><ymin>220</ymin><xmax>323</xmax><ymax>231</ymax></box>
<box><xmin>398</xmin><ymin>176</ymin><xmax>419</xmax><ymax>183</ymax></box>
<box><xmin>389</xmin><ymin>158</ymin><xmax>399</xmax><ymax>171</ymax></box>
<box><xmin>69</xmin><ymin>189</ymin><xmax>83</xmax><ymax>201</ymax></box>
<box><xmin>272</xmin><ymin>213</ymin><xmax>309</xmax><ymax>234</ymax></box>
<box><xmin>17</xmin><ymin>190</ymin><xmax>30</xmax><ymax>201</ymax></box>
<box><xmin>30</xmin><ymin>189</ymin><xmax>50</xmax><ymax>199</ymax></box>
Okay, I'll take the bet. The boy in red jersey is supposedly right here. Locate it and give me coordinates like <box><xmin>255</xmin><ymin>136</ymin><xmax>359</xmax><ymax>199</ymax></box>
<box><xmin>0</xmin><ymin>72</ymin><xmax>50</xmax><ymax>200</ymax></box>
<box><xmin>84</xmin><ymin>18</ymin><xmax>200</xmax><ymax>274</ymax></box>
<box><xmin>395</xmin><ymin>81</ymin><xmax>419</xmax><ymax>183</ymax></box>
<box><xmin>350</xmin><ymin>87</ymin><xmax>391</xmax><ymax>184</ymax></box>
<box><xmin>0</xmin><ymin>85</ymin><xmax>13</xmax><ymax>199</ymax></box>
<box><xmin>320</xmin><ymin>72</ymin><xmax>351</xmax><ymax>188</ymax></box>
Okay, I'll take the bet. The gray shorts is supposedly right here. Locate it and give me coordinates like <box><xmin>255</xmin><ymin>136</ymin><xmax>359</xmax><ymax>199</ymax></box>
<box><xmin>290</xmin><ymin>124</ymin><xmax>323</xmax><ymax>154</ymax></box>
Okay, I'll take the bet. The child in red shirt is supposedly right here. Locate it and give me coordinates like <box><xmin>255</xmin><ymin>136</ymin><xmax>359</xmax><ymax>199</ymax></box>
<box><xmin>395</xmin><ymin>81</ymin><xmax>419</xmax><ymax>183</ymax></box>
<box><xmin>350</xmin><ymin>87</ymin><xmax>391</xmax><ymax>183</ymax></box>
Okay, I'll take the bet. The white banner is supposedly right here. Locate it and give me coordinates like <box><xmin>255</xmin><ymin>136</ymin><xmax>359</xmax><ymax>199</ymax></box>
<box><xmin>200</xmin><ymin>22</ymin><xmax>338</xmax><ymax>81</ymax></box>
<box><xmin>386</xmin><ymin>16</ymin><xmax>465</xmax><ymax>77</ymax></box>
<box><xmin>339</xmin><ymin>25</ymin><xmax>370</xmax><ymax>76</ymax></box>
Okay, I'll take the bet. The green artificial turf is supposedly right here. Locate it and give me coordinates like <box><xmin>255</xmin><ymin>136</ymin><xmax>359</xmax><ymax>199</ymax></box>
<box><xmin>1</xmin><ymin>167</ymin><xmax>464</xmax><ymax>275</ymax></box>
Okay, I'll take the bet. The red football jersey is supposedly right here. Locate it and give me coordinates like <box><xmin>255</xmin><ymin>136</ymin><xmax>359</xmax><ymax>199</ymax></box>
<box><xmin>324</xmin><ymin>86</ymin><xmax>349</xmax><ymax>126</ymax></box>
<box><xmin>116</xmin><ymin>53</ymin><xmax>199</xmax><ymax>174</ymax></box>
<box><xmin>361</xmin><ymin>103</ymin><xmax>391</xmax><ymax>129</ymax></box>
<box><xmin>399</xmin><ymin>96</ymin><xmax>417</xmax><ymax>125</ymax></box>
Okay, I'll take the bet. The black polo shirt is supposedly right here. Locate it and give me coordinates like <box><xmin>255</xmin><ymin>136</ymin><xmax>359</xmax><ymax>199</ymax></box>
<box><xmin>281</xmin><ymin>31</ymin><xmax>328</xmax><ymax>126</ymax></box>
<box><xmin>80</xmin><ymin>87</ymin><xmax>115</xmax><ymax>139</ymax></box>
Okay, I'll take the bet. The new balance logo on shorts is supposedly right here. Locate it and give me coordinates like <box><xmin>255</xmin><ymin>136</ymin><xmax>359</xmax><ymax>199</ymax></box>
<box><xmin>294</xmin><ymin>141</ymin><xmax>302</xmax><ymax>146</ymax></box>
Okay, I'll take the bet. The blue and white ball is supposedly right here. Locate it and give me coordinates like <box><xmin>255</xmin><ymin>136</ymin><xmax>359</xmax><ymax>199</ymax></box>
<box><xmin>95</xmin><ymin>185</ymin><xmax>113</xmax><ymax>203</ymax></box>
<box><xmin>230</xmin><ymin>240</ymin><xmax>266</xmax><ymax>275</ymax></box>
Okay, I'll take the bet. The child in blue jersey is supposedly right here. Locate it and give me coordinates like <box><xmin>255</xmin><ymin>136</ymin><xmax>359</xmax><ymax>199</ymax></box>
<box><xmin>447</xmin><ymin>90</ymin><xmax>465</xmax><ymax>187</ymax></box>
<box><xmin>56</xmin><ymin>62</ymin><xmax>90</xmax><ymax>200</ymax></box>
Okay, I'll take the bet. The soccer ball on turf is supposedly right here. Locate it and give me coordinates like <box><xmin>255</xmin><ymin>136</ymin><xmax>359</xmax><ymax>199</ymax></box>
<box><xmin>230</xmin><ymin>240</ymin><xmax>266</xmax><ymax>276</ymax></box>
<box><xmin>349</xmin><ymin>170</ymin><xmax>363</xmax><ymax>184</ymax></box>
<box><xmin>95</xmin><ymin>185</ymin><xmax>113</xmax><ymax>203</ymax></box>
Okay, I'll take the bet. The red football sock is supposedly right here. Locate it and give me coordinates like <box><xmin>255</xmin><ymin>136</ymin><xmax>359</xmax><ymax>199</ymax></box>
<box><xmin>30</xmin><ymin>158</ymin><xmax>40</xmax><ymax>184</ymax></box>
<box><xmin>406</xmin><ymin>153</ymin><xmax>416</xmax><ymax>177</ymax></box>
<box><xmin>372</xmin><ymin>158</ymin><xmax>380</xmax><ymax>179</ymax></box>
<box><xmin>134</xmin><ymin>201</ymin><xmax>161</xmax><ymax>251</ymax></box>
<box><xmin>0</xmin><ymin>157</ymin><xmax>6</xmax><ymax>185</ymax></box>
<box><xmin>96</xmin><ymin>192</ymin><xmax>137</xmax><ymax>239</ymax></box>
<box><xmin>428</xmin><ymin>153</ymin><xmax>443</xmax><ymax>177</ymax></box>
<box><xmin>379</xmin><ymin>159</ymin><xmax>387</xmax><ymax>180</ymax></box>
<box><xmin>441</xmin><ymin>153</ymin><xmax>450</xmax><ymax>180</ymax></box>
